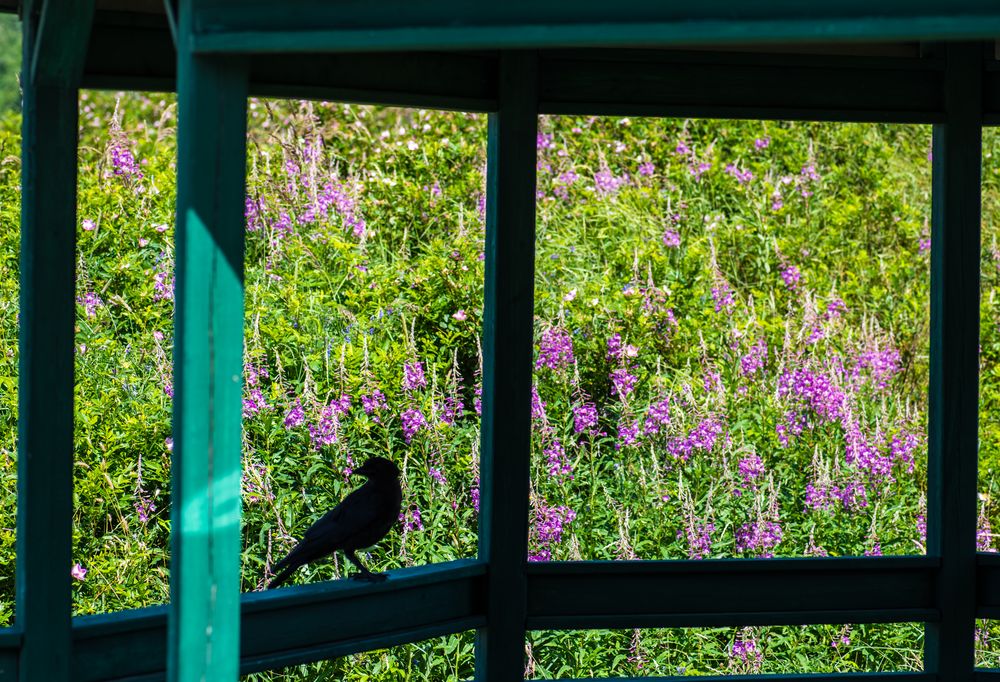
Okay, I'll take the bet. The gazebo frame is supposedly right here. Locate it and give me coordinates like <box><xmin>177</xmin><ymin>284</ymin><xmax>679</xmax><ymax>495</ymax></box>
<box><xmin>9</xmin><ymin>2</ymin><xmax>1000</xmax><ymax>681</ymax></box>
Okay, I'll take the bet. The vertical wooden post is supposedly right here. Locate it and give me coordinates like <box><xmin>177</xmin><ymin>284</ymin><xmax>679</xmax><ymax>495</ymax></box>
<box><xmin>475</xmin><ymin>51</ymin><xmax>538</xmax><ymax>682</ymax></box>
<box><xmin>168</xmin><ymin>2</ymin><xmax>248</xmax><ymax>680</ymax></box>
<box><xmin>925</xmin><ymin>41</ymin><xmax>983</xmax><ymax>682</ymax></box>
<box><xmin>16</xmin><ymin>18</ymin><xmax>76</xmax><ymax>682</ymax></box>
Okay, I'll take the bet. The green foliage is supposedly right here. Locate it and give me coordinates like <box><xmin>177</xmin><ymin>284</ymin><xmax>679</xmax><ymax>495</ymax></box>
<box><xmin>0</xmin><ymin>14</ymin><xmax>19</xmax><ymax>114</ymax></box>
<box><xmin>2</xmin><ymin>90</ymin><xmax>1000</xmax><ymax>677</ymax></box>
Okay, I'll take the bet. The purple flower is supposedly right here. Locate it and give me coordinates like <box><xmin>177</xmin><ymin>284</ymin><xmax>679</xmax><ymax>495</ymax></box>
<box><xmin>643</xmin><ymin>398</ymin><xmax>671</xmax><ymax>435</ymax></box>
<box><xmin>638</xmin><ymin>161</ymin><xmax>655</xmax><ymax>176</ymax></box>
<box><xmin>438</xmin><ymin>393</ymin><xmax>463</xmax><ymax>426</ymax></box>
<box><xmin>110</xmin><ymin>143</ymin><xmax>143</xmax><ymax>179</ymax></box>
<box><xmin>81</xmin><ymin>218</ymin><xmax>96</xmax><ymax>232</ymax></box>
<box><xmin>740</xmin><ymin>338</ymin><xmax>768</xmax><ymax>376</ymax></box>
<box><xmin>754</xmin><ymin>137</ymin><xmax>770</xmax><ymax>150</ymax></box>
<box><xmin>800</xmin><ymin>164</ymin><xmax>820</xmax><ymax>197</ymax></box>
<box><xmin>429</xmin><ymin>467</ymin><xmax>448</xmax><ymax>486</ymax></box>
<box><xmin>711</xmin><ymin>281</ymin><xmax>735</xmax><ymax>314</ymax></box>
<box><xmin>826</xmin><ymin>298</ymin><xmax>847</xmax><ymax>320</ymax></box>
<box><xmin>725</xmin><ymin>163</ymin><xmax>753</xmax><ymax>185</ymax></box>
<box><xmin>979</xmin><ymin>508</ymin><xmax>994</xmax><ymax>552</ymax></box>
<box><xmin>71</xmin><ymin>563</ymin><xmax>87</xmax><ymax>581</ymax></box>
<box><xmin>610</xmin><ymin>367</ymin><xmax>638</xmax><ymax>399</ymax></box>
<box><xmin>776</xmin><ymin>410</ymin><xmax>807</xmax><ymax>447</ymax></box>
<box><xmin>400</xmin><ymin>505</ymin><xmax>424</xmax><ymax>532</ymax></box>
<box><xmin>245</xmin><ymin>196</ymin><xmax>265</xmax><ymax>232</ymax></box>
<box><xmin>666</xmin><ymin>418</ymin><xmax>723</xmax><ymax>460</ymax></box>
<box><xmin>401</xmin><ymin>407</ymin><xmax>427</xmax><ymax>443</ymax></box>
<box><xmin>735</xmin><ymin>519</ymin><xmax>783</xmax><ymax>556</ymax></box>
<box><xmin>556</xmin><ymin>170</ymin><xmax>579</xmax><ymax>187</ymax></box>
<box><xmin>531</xmin><ymin>385</ymin><xmax>547</xmax><ymax>421</ymax></box>
<box><xmin>544</xmin><ymin>440</ymin><xmax>573</xmax><ymax>478</ymax></box>
<box><xmin>361</xmin><ymin>389</ymin><xmax>388</xmax><ymax>421</ymax></box>
<box><xmin>402</xmin><ymin>361</ymin><xmax>427</xmax><ymax>392</ymax></box>
<box><xmin>308</xmin><ymin>402</ymin><xmax>342</xmax><ymax>450</ymax></box>
<box><xmin>272</xmin><ymin>211</ymin><xmax>293</xmax><ymax>239</ymax></box>
<box><xmin>731</xmin><ymin>635</ymin><xmax>763</xmax><ymax>671</ymax></box>
<box><xmin>529</xmin><ymin>500</ymin><xmax>576</xmax><ymax>562</ymax></box>
<box><xmin>662</xmin><ymin>229</ymin><xmax>681</xmax><ymax>248</ymax></box>
<box><xmin>616</xmin><ymin>419</ymin><xmax>640</xmax><ymax>449</ymax></box>
<box><xmin>685</xmin><ymin>519</ymin><xmax>714</xmax><ymax>559</ymax></box>
<box><xmin>77</xmin><ymin>292</ymin><xmax>103</xmax><ymax>319</ymax></box>
<box><xmin>777</xmin><ymin>368</ymin><xmax>846</xmax><ymax>423</ymax></box>
<box><xmin>471</xmin><ymin>479</ymin><xmax>480</xmax><ymax>513</ymax></box>
<box><xmin>703</xmin><ymin>370</ymin><xmax>723</xmax><ymax>394</ymax></box>
<box><xmin>153</xmin><ymin>269</ymin><xmax>174</xmax><ymax>303</ymax></box>
<box><xmin>738</xmin><ymin>455</ymin><xmax>765</xmax><ymax>489</ymax></box>
<box><xmin>689</xmin><ymin>161</ymin><xmax>712</xmax><ymax>180</ymax></box>
<box><xmin>243</xmin><ymin>388</ymin><xmax>269</xmax><ymax>418</ymax></box>
<box><xmin>853</xmin><ymin>347</ymin><xmax>901</xmax><ymax>389</ymax></box>
<box><xmin>284</xmin><ymin>400</ymin><xmax>306</xmax><ymax>429</ymax></box>
<box><xmin>536</xmin><ymin>327</ymin><xmax>574</xmax><ymax>372</ymax></box>
<box><xmin>573</xmin><ymin>402</ymin><xmax>599</xmax><ymax>434</ymax></box>
<box><xmin>134</xmin><ymin>495</ymin><xmax>156</xmax><ymax>523</ymax></box>
<box><xmin>594</xmin><ymin>168</ymin><xmax>624</xmax><ymax>195</ymax></box>
<box><xmin>781</xmin><ymin>265</ymin><xmax>801</xmax><ymax>291</ymax></box>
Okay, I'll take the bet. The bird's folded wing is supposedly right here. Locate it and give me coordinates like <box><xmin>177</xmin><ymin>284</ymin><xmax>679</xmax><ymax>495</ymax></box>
<box><xmin>302</xmin><ymin>486</ymin><xmax>382</xmax><ymax>548</ymax></box>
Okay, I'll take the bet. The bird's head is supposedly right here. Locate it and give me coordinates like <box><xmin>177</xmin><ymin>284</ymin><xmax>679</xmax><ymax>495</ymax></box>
<box><xmin>354</xmin><ymin>457</ymin><xmax>401</xmax><ymax>480</ymax></box>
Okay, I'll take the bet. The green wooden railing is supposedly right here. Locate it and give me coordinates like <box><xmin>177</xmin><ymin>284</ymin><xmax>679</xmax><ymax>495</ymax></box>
<box><xmin>12</xmin><ymin>1</ymin><xmax>1000</xmax><ymax>681</ymax></box>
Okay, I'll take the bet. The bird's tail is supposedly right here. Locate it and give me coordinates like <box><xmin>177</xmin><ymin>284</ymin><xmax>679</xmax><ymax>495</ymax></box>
<box><xmin>267</xmin><ymin>565</ymin><xmax>296</xmax><ymax>590</ymax></box>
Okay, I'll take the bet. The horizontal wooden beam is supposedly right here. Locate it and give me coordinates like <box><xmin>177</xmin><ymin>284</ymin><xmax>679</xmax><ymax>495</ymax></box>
<box><xmin>70</xmin><ymin>560</ymin><xmax>486</xmax><ymax>682</ymax></box>
<box><xmin>543</xmin><ymin>672</ymin><xmax>932</xmax><ymax>682</ymax></box>
<box><xmin>247</xmin><ymin>51</ymin><xmax>497</xmax><ymax>112</ymax></box>
<box><xmin>974</xmin><ymin>553</ymin><xmax>1000</xmax><ymax>618</ymax></box>
<box><xmin>526</xmin><ymin>557</ymin><xmax>939</xmax><ymax>629</ymax></box>
<box><xmin>75</xmin><ymin>15</ymin><xmax>1000</xmax><ymax>123</ymax></box>
<box><xmin>0</xmin><ymin>630</ymin><xmax>19</xmax><ymax>682</ymax></box>
<box><xmin>78</xmin><ymin>19</ymin><xmax>1000</xmax><ymax>123</ymax></box>
<box><xmin>189</xmin><ymin>1</ymin><xmax>1000</xmax><ymax>53</ymax></box>
<box><xmin>81</xmin><ymin>12</ymin><xmax>497</xmax><ymax>111</ymax></box>
<box><xmin>538</xmin><ymin>49</ymin><xmax>946</xmax><ymax>123</ymax></box>
<box><xmin>0</xmin><ymin>555</ymin><xmax>982</xmax><ymax>680</ymax></box>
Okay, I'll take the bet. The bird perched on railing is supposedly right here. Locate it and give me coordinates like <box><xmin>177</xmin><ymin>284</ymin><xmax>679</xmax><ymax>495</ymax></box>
<box><xmin>267</xmin><ymin>456</ymin><xmax>402</xmax><ymax>589</ymax></box>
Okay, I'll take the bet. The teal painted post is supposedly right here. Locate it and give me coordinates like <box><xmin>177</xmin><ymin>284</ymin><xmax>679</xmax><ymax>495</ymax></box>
<box><xmin>475</xmin><ymin>52</ymin><xmax>538</xmax><ymax>682</ymax></box>
<box><xmin>925</xmin><ymin>42</ymin><xmax>983</xmax><ymax>681</ymax></box>
<box><xmin>16</xmin><ymin>23</ymin><xmax>77</xmax><ymax>682</ymax></box>
<box><xmin>168</xmin><ymin>3</ymin><xmax>248</xmax><ymax>680</ymax></box>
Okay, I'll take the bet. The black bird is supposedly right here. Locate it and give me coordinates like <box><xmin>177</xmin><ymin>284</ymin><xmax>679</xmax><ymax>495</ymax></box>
<box><xmin>267</xmin><ymin>456</ymin><xmax>402</xmax><ymax>589</ymax></box>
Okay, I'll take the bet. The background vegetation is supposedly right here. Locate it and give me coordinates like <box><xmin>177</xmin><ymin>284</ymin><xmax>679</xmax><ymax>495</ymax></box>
<box><xmin>3</xmin><ymin>10</ymin><xmax>1000</xmax><ymax>678</ymax></box>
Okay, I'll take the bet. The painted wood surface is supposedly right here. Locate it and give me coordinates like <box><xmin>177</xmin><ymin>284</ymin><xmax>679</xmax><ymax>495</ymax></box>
<box><xmin>168</xmin><ymin>3</ymin><xmax>248</xmax><ymax>680</ymax></box>
<box><xmin>16</xmin><ymin>2</ymin><xmax>93</xmax><ymax>681</ymax></box>
<box><xmin>476</xmin><ymin>51</ymin><xmax>538</xmax><ymax>682</ymax></box>
<box><xmin>924</xmin><ymin>42</ymin><xmax>983</xmax><ymax>682</ymax></box>
<box><xmin>190</xmin><ymin>1</ymin><xmax>1000</xmax><ymax>53</ymax></box>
